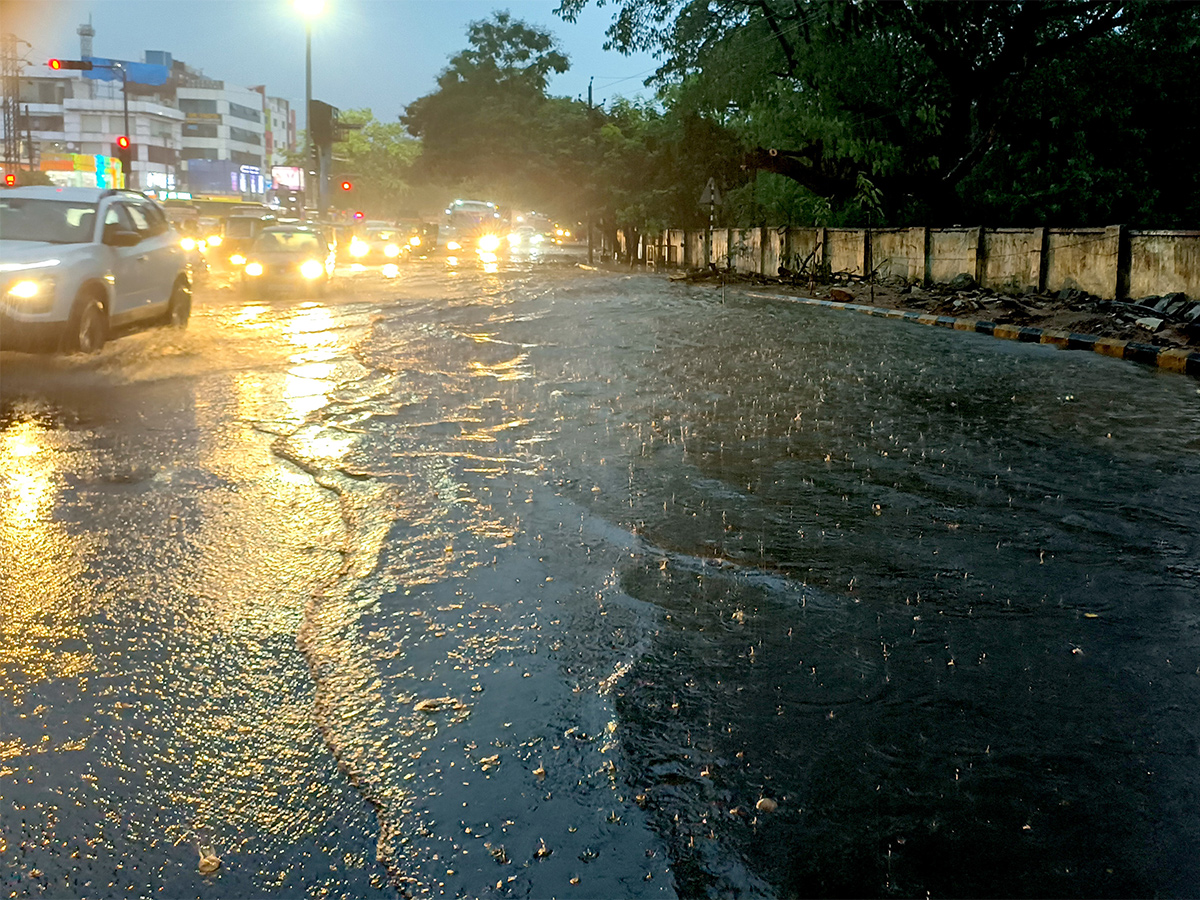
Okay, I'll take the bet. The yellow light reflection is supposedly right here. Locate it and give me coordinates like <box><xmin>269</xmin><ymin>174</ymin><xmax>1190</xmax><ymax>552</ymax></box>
<box><xmin>233</xmin><ymin>304</ymin><xmax>271</xmax><ymax>329</ymax></box>
<box><xmin>285</xmin><ymin>305</ymin><xmax>337</xmax><ymax>350</ymax></box>
<box><xmin>469</xmin><ymin>353</ymin><xmax>531</xmax><ymax>381</ymax></box>
<box><xmin>0</xmin><ymin>419</ymin><xmax>94</xmax><ymax>703</ymax></box>
<box><xmin>284</xmin><ymin>373</ymin><xmax>331</xmax><ymax>418</ymax></box>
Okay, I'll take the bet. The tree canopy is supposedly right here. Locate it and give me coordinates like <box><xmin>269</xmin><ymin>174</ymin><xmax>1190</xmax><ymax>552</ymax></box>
<box><xmin>554</xmin><ymin>0</ymin><xmax>1200</xmax><ymax>226</ymax></box>
<box><xmin>401</xmin><ymin>2</ymin><xmax>1200</xmax><ymax>229</ymax></box>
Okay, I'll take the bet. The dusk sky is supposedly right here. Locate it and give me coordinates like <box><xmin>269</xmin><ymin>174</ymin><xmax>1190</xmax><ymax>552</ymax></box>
<box><xmin>7</xmin><ymin>0</ymin><xmax>660</xmax><ymax>124</ymax></box>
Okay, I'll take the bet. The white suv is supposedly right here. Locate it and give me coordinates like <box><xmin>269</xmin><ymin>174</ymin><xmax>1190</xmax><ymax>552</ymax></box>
<box><xmin>0</xmin><ymin>186</ymin><xmax>191</xmax><ymax>353</ymax></box>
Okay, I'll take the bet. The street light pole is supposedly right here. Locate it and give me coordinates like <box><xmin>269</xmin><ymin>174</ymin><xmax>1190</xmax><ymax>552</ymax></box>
<box><xmin>295</xmin><ymin>0</ymin><xmax>324</xmax><ymax>218</ymax></box>
<box><xmin>305</xmin><ymin>20</ymin><xmax>313</xmax><ymax>218</ymax></box>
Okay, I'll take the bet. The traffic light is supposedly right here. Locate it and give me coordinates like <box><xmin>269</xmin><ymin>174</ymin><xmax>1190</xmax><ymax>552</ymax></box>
<box><xmin>353</xmin><ymin>211</ymin><xmax>364</xmax><ymax>220</ymax></box>
<box><xmin>49</xmin><ymin>58</ymin><xmax>94</xmax><ymax>71</ymax></box>
<box><xmin>341</xmin><ymin>180</ymin><xmax>353</xmax><ymax>191</ymax></box>
<box><xmin>113</xmin><ymin>136</ymin><xmax>132</xmax><ymax>179</ymax></box>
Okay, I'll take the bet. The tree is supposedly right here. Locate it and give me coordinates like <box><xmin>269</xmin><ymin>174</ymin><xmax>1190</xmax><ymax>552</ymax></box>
<box><xmin>330</xmin><ymin>109</ymin><xmax>421</xmax><ymax>217</ymax></box>
<box><xmin>402</xmin><ymin>12</ymin><xmax>572</xmax><ymax>204</ymax></box>
<box><xmin>557</xmin><ymin>0</ymin><xmax>1200</xmax><ymax>225</ymax></box>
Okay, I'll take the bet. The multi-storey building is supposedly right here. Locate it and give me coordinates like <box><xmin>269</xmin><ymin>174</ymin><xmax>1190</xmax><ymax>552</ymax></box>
<box><xmin>2</xmin><ymin>34</ymin><xmax>295</xmax><ymax>199</ymax></box>
<box><xmin>15</xmin><ymin>71</ymin><xmax>183</xmax><ymax>191</ymax></box>
<box><xmin>254</xmin><ymin>87</ymin><xmax>297</xmax><ymax>170</ymax></box>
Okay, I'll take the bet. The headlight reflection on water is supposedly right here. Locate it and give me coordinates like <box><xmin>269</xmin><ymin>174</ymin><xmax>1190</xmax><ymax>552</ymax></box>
<box><xmin>0</xmin><ymin>418</ymin><xmax>94</xmax><ymax>703</ymax></box>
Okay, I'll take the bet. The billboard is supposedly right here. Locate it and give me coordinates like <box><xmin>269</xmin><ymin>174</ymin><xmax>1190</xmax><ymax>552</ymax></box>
<box><xmin>185</xmin><ymin>160</ymin><xmax>265</xmax><ymax>196</ymax></box>
<box><xmin>271</xmin><ymin>165</ymin><xmax>305</xmax><ymax>190</ymax></box>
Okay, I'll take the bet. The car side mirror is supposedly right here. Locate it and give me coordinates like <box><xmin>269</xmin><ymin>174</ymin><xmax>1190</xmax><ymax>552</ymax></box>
<box><xmin>104</xmin><ymin>225</ymin><xmax>142</xmax><ymax>247</ymax></box>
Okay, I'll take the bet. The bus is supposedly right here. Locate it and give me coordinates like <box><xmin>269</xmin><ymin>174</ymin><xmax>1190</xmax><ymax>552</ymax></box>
<box><xmin>442</xmin><ymin>199</ymin><xmax>506</xmax><ymax>253</ymax></box>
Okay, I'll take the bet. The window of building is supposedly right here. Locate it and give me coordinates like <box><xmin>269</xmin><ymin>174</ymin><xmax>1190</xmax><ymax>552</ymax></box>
<box><xmin>19</xmin><ymin>80</ymin><xmax>68</xmax><ymax>104</ymax></box>
<box><xmin>81</xmin><ymin>114</ymin><xmax>104</xmax><ymax>133</ymax></box>
<box><xmin>147</xmin><ymin>145</ymin><xmax>177</xmax><ymax>165</ymax></box>
<box><xmin>27</xmin><ymin>115</ymin><xmax>64</xmax><ymax>132</ymax></box>
<box><xmin>179</xmin><ymin>98</ymin><xmax>218</xmax><ymax>115</ymax></box>
<box><xmin>183</xmin><ymin>122</ymin><xmax>219</xmax><ymax>139</ymax></box>
<box><xmin>181</xmin><ymin>147</ymin><xmax>219</xmax><ymax>161</ymax></box>
<box><xmin>230</xmin><ymin>149</ymin><xmax>261</xmax><ymax>166</ymax></box>
<box><xmin>228</xmin><ymin>126</ymin><xmax>261</xmax><ymax>146</ymax></box>
<box><xmin>226</xmin><ymin>102</ymin><xmax>261</xmax><ymax>123</ymax></box>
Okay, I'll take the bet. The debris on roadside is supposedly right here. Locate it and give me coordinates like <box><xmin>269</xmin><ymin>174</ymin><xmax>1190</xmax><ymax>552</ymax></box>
<box><xmin>666</xmin><ymin>263</ymin><xmax>1198</xmax><ymax>350</ymax></box>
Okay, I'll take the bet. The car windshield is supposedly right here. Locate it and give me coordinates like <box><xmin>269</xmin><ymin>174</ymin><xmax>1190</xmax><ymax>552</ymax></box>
<box><xmin>254</xmin><ymin>231</ymin><xmax>323</xmax><ymax>253</ymax></box>
<box><xmin>0</xmin><ymin>197</ymin><xmax>98</xmax><ymax>244</ymax></box>
<box><xmin>367</xmin><ymin>231</ymin><xmax>394</xmax><ymax>241</ymax></box>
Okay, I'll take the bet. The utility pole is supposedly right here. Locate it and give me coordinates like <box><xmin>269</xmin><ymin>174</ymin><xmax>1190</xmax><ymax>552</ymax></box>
<box><xmin>587</xmin><ymin>76</ymin><xmax>593</xmax><ymax>265</ymax></box>
<box><xmin>1</xmin><ymin>32</ymin><xmax>24</xmax><ymax>170</ymax></box>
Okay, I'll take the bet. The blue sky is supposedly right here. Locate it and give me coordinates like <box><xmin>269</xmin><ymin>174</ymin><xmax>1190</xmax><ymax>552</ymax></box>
<box><xmin>9</xmin><ymin>0</ymin><xmax>661</xmax><ymax>124</ymax></box>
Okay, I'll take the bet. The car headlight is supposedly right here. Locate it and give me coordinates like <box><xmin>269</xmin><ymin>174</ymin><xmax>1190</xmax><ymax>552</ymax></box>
<box><xmin>409</xmin><ymin>236</ymin><xmax>421</xmax><ymax>247</ymax></box>
<box><xmin>4</xmin><ymin>276</ymin><xmax>56</xmax><ymax>314</ymax></box>
<box><xmin>245</xmin><ymin>262</ymin><xmax>264</xmax><ymax>277</ymax></box>
<box><xmin>445</xmin><ymin>240</ymin><xmax>462</xmax><ymax>251</ymax></box>
<box><xmin>349</xmin><ymin>238</ymin><xmax>369</xmax><ymax>258</ymax></box>
<box><xmin>477</xmin><ymin>234</ymin><xmax>501</xmax><ymax>253</ymax></box>
<box><xmin>180</xmin><ymin>237</ymin><xmax>197</xmax><ymax>251</ymax></box>
<box><xmin>384</xmin><ymin>243</ymin><xmax>400</xmax><ymax>258</ymax></box>
<box><xmin>230</xmin><ymin>254</ymin><xmax>247</xmax><ymax>266</ymax></box>
<box><xmin>300</xmin><ymin>259</ymin><xmax>325</xmax><ymax>280</ymax></box>
<box><xmin>532</xmin><ymin>234</ymin><xmax>545</xmax><ymax>244</ymax></box>
<box><xmin>382</xmin><ymin>263</ymin><xmax>399</xmax><ymax>278</ymax></box>
<box><xmin>206</xmin><ymin>234</ymin><xmax>222</xmax><ymax>246</ymax></box>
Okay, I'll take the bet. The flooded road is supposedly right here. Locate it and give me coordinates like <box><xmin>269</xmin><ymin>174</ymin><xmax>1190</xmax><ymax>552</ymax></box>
<box><xmin>3</xmin><ymin>253</ymin><xmax>1199</xmax><ymax>898</ymax></box>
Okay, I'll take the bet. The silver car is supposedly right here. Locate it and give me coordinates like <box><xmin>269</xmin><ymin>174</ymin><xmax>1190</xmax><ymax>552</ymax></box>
<box><xmin>0</xmin><ymin>186</ymin><xmax>191</xmax><ymax>353</ymax></box>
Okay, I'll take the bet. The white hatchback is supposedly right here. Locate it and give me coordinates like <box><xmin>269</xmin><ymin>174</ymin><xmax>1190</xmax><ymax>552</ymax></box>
<box><xmin>0</xmin><ymin>186</ymin><xmax>191</xmax><ymax>353</ymax></box>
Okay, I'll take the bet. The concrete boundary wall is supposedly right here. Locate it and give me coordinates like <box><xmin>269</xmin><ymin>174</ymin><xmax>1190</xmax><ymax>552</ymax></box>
<box><xmin>626</xmin><ymin>224</ymin><xmax>1200</xmax><ymax>301</ymax></box>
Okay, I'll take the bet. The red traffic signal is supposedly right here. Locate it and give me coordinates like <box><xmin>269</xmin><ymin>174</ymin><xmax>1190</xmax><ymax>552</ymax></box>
<box><xmin>116</xmin><ymin>135</ymin><xmax>130</xmax><ymax>149</ymax></box>
<box><xmin>49</xmin><ymin>58</ymin><xmax>94</xmax><ymax>71</ymax></box>
<box><xmin>340</xmin><ymin>180</ymin><xmax>353</xmax><ymax>191</ymax></box>
<box><xmin>353</xmin><ymin>211</ymin><xmax>364</xmax><ymax>220</ymax></box>
<box><xmin>4</xmin><ymin>174</ymin><xmax>15</xmax><ymax>186</ymax></box>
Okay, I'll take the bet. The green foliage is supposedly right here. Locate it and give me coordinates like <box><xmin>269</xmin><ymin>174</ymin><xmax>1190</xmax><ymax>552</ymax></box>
<box><xmin>556</xmin><ymin>0</ymin><xmax>1200</xmax><ymax>227</ymax></box>
<box><xmin>402</xmin><ymin>12</ymin><xmax>577</xmax><ymax>208</ymax></box>
<box><xmin>403</xmin><ymin>1</ymin><xmax>1199</xmax><ymax>229</ymax></box>
<box><xmin>328</xmin><ymin>110</ymin><xmax>422</xmax><ymax>217</ymax></box>
<box><xmin>330</xmin><ymin>109</ymin><xmax>421</xmax><ymax>217</ymax></box>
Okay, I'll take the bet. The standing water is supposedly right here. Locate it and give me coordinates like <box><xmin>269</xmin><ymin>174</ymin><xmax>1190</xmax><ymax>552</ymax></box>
<box><xmin>3</xmin><ymin>257</ymin><xmax>1199</xmax><ymax>898</ymax></box>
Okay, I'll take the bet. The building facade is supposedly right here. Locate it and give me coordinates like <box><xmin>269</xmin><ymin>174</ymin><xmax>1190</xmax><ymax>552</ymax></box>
<box><xmin>2</xmin><ymin>34</ymin><xmax>296</xmax><ymax>198</ymax></box>
<box><xmin>16</xmin><ymin>72</ymin><xmax>183</xmax><ymax>191</ymax></box>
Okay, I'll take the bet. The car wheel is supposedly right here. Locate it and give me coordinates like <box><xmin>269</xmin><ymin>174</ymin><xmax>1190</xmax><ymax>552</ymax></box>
<box><xmin>62</xmin><ymin>294</ymin><xmax>108</xmax><ymax>354</ymax></box>
<box><xmin>166</xmin><ymin>279</ymin><xmax>192</xmax><ymax>328</ymax></box>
